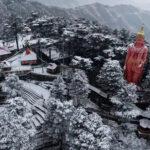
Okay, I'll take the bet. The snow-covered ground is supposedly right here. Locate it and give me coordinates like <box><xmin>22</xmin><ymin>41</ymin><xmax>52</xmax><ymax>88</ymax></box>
<box><xmin>7</xmin><ymin>54</ymin><xmax>22</xmax><ymax>67</ymax></box>
<box><xmin>32</xmin><ymin>67</ymin><xmax>59</xmax><ymax>77</ymax></box>
<box><xmin>20</xmin><ymin>80</ymin><xmax>50</xmax><ymax>100</ymax></box>
<box><xmin>41</xmin><ymin>48</ymin><xmax>61</xmax><ymax>60</ymax></box>
<box><xmin>33</xmin><ymin>67</ymin><xmax>48</xmax><ymax>75</ymax></box>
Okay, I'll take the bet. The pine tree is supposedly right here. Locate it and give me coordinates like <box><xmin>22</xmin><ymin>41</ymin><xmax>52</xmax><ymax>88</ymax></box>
<box><xmin>111</xmin><ymin>83</ymin><xmax>139</xmax><ymax>118</ymax></box>
<box><xmin>97</xmin><ymin>59</ymin><xmax>125</xmax><ymax>95</ymax></box>
<box><xmin>51</xmin><ymin>76</ymin><xmax>67</xmax><ymax>101</ymax></box>
<box><xmin>43</xmin><ymin>98</ymin><xmax>74</xmax><ymax>146</ymax></box>
<box><xmin>119</xmin><ymin>28</ymin><xmax>130</xmax><ymax>44</ymax></box>
<box><xmin>66</xmin><ymin>107</ymin><xmax>111</xmax><ymax>150</ymax></box>
<box><xmin>69</xmin><ymin>70</ymin><xmax>90</xmax><ymax>107</ymax></box>
<box><xmin>0</xmin><ymin>97</ymin><xmax>35</xmax><ymax>150</ymax></box>
<box><xmin>2</xmin><ymin>74</ymin><xmax>22</xmax><ymax>98</ymax></box>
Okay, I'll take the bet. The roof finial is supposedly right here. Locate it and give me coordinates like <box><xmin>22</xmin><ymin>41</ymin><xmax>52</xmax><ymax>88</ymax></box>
<box><xmin>137</xmin><ymin>25</ymin><xmax>144</xmax><ymax>39</ymax></box>
<box><xmin>140</xmin><ymin>25</ymin><xmax>144</xmax><ymax>33</ymax></box>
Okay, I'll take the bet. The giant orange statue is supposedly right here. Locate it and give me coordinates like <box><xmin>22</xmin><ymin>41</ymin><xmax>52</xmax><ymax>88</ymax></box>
<box><xmin>124</xmin><ymin>26</ymin><xmax>148</xmax><ymax>84</ymax></box>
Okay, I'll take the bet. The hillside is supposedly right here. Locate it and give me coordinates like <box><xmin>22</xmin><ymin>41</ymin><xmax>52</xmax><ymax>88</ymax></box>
<box><xmin>66</xmin><ymin>3</ymin><xmax>150</xmax><ymax>40</ymax></box>
<box><xmin>2</xmin><ymin>0</ymin><xmax>150</xmax><ymax>40</ymax></box>
<box><xmin>0</xmin><ymin>0</ymin><xmax>52</xmax><ymax>20</ymax></box>
<box><xmin>30</xmin><ymin>0</ymin><xmax>150</xmax><ymax>11</ymax></box>
<box><xmin>0</xmin><ymin>13</ymin><xmax>150</xmax><ymax>149</ymax></box>
<box><xmin>30</xmin><ymin>0</ymin><xmax>99</xmax><ymax>8</ymax></box>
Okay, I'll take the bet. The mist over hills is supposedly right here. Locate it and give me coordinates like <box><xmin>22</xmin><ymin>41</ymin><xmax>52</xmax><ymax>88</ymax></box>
<box><xmin>28</xmin><ymin>0</ymin><xmax>150</xmax><ymax>39</ymax></box>
<box><xmin>1</xmin><ymin>0</ymin><xmax>150</xmax><ymax>40</ymax></box>
<box><xmin>0</xmin><ymin>0</ymin><xmax>52</xmax><ymax>20</ymax></box>
<box><xmin>67</xmin><ymin>3</ymin><xmax>150</xmax><ymax>40</ymax></box>
<box><xmin>30</xmin><ymin>0</ymin><xmax>150</xmax><ymax>11</ymax></box>
<box><xmin>30</xmin><ymin>0</ymin><xmax>99</xmax><ymax>8</ymax></box>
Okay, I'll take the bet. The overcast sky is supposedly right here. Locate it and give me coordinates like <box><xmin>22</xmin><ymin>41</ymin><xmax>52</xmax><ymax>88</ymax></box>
<box><xmin>92</xmin><ymin>0</ymin><xmax>150</xmax><ymax>10</ymax></box>
<box><xmin>32</xmin><ymin>0</ymin><xmax>150</xmax><ymax>10</ymax></box>
<box><xmin>87</xmin><ymin>0</ymin><xmax>150</xmax><ymax>11</ymax></box>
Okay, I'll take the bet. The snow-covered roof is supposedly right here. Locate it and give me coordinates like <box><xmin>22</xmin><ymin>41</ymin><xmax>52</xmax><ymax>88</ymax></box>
<box><xmin>94</xmin><ymin>56</ymin><xmax>104</xmax><ymax>61</ymax></box>
<box><xmin>24</xmin><ymin>27</ymin><xmax>31</xmax><ymax>32</ymax></box>
<box><xmin>7</xmin><ymin>45</ymin><xmax>15</xmax><ymax>51</ymax></box>
<box><xmin>63</xmin><ymin>30</ymin><xmax>75</xmax><ymax>37</ymax></box>
<box><xmin>38</xmin><ymin>19</ymin><xmax>47</xmax><ymax>23</ymax></box>
<box><xmin>74</xmin><ymin>56</ymin><xmax>92</xmax><ymax>62</ymax></box>
<box><xmin>141</xmin><ymin>111</ymin><xmax>150</xmax><ymax>119</ymax></box>
<box><xmin>47</xmin><ymin>63</ymin><xmax>57</xmax><ymax>70</ymax></box>
<box><xmin>40</xmin><ymin>38</ymin><xmax>48</xmax><ymax>44</ymax></box>
<box><xmin>46</xmin><ymin>39</ymin><xmax>59</xmax><ymax>46</ymax></box>
<box><xmin>32</xmin><ymin>23</ymin><xmax>39</xmax><ymax>27</ymax></box>
<box><xmin>140</xmin><ymin>119</ymin><xmax>150</xmax><ymax>129</ymax></box>
<box><xmin>21</xmin><ymin>50</ymin><xmax>37</xmax><ymax>61</ymax></box>
<box><xmin>29</xmin><ymin>39</ymin><xmax>38</xmax><ymax>45</ymax></box>
<box><xmin>11</xmin><ymin>66</ymin><xmax>32</xmax><ymax>71</ymax></box>
<box><xmin>0</xmin><ymin>47</ymin><xmax>11</xmax><ymax>56</ymax></box>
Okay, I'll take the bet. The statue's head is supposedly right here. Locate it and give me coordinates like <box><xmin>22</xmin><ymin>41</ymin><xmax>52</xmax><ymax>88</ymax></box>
<box><xmin>135</xmin><ymin>25</ymin><xmax>145</xmax><ymax>48</ymax></box>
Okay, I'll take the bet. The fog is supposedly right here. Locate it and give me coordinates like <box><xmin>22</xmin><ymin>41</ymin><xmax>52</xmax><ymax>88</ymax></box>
<box><xmin>97</xmin><ymin>0</ymin><xmax>150</xmax><ymax>10</ymax></box>
<box><xmin>31</xmin><ymin>0</ymin><xmax>150</xmax><ymax>10</ymax></box>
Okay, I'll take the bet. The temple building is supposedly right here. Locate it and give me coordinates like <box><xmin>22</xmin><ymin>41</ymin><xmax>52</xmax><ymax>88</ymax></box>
<box><xmin>124</xmin><ymin>26</ymin><xmax>148</xmax><ymax>84</ymax></box>
<box><xmin>21</xmin><ymin>47</ymin><xmax>37</xmax><ymax>65</ymax></box>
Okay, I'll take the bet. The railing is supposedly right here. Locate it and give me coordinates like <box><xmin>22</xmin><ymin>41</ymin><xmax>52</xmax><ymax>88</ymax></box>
<box><xmin>86</xmin><ymin>108</ymin><xmax>139</xmax><ymax>124</ymax></box>
<box><xmin>88</xmin><ymin>84</ymin><xmax>108</xmax><ymax>99</ymax></box>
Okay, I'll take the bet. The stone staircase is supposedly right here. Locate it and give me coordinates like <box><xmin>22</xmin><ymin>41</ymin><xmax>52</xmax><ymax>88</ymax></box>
<box><xmin>21</xmin><ymin>87</ymin><xmax>47</xmax><ymax>129</ymax></box>
<box><xmin>35</xmin><ymin>128</ymin><xmax>60</xmax><ymax>150</ymax></box>
<box><xmin>21</xmin><ymin>86</ymin><xmax>60</xmax><ymax>150</ymax></box>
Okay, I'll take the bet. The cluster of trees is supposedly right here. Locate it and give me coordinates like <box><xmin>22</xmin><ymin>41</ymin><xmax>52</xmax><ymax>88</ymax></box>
<box><xmin>43</xmin><ymin>71</ymin><xmax>111</xmax><ymax>149</ymax></box>
<box><xmin>0</xmin><ymin>75</ymin><xmax>36</xmax><ymax>149</ymax></box>
<box><xmin>109</xmin><ymin>122</ymin><xmax>150</xmax><ymax>150</ymax></box>
<box><xmin>1</xmin><ymin>11</ymin><xmax>150</xmax><ymax>150</ymax></box>
<box><xmin>2</xmin><ymin>74</ymin><xmax>22</xmax><ymax>98</ymax></box>
<box><xmin>2</xmin><ymin>14</ymin><xmax>134</xmax><ymax>59</ymax></box>
<box><xmin>97</xmin><ymin>59</ymin><xmax>139</xmax><ymax>118</ymax></box>
<box><xmin>1</xmin><ymin>69</ymin><xmax>149</xmax><ymax>149</ymax></box>
<box><xmin>97</xmin><ymin>60</ymin><xmax>124</xmax><ymax>94</ymax></box>
<box><xmin>0</xmin><ymin>97</ymin><xmax>35</xmax><ymax>149</ymax></box>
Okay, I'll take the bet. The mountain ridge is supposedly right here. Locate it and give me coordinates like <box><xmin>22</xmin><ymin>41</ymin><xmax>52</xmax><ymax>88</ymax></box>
<box><xmin>1</xmin><ymin>1</ymin><xmax>150</xmax><ymax>40</ymax></box>
<box><xmin>66</xmin><ymin>2</ymin><xmax>150</xmax><ymax>40</ymax></box>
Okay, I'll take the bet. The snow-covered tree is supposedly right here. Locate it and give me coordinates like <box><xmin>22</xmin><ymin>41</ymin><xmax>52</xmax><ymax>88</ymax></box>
<box><xmin>51</xmin><ymin>75</ymin><xmax>67</xmax><ymax>101</ymax></box>
<box><xmin>110</xmin><ymin>122</ymin><xmax>150</xmax><ymax>150</ymax></box>
<box><xmin>111</xmin><ymin>83</ymin><xmax>138</xmax><ymax>105</ymax></box>
<box><xmin>97</xmin><ymin>59</ymin><xmax>124</xmax><ymax>95</ymax></box>
<box><xmin>66</xmin><ymin>107</ymin><xmax>111</xmax><ymax>150</ymax></box>
<box><xmin>2</xmin><ymin>74</ymin><xmax>22</xmax><ymax>97</ymax></box>
<box><xmin>119</xmin><ymin>28</ymin><xmax>130</xmax><ymax>44</ymax></box>
<box><xmin>69</xmin><ymin>70</ymin><xmax>90</xmax><ymax>107</ymax></box>
<box><xmin>0</xmin><ymin>97</ymin><xmax>35</xmax><ymax>150</ymax></box>
<box><xmin>111</xmin><ymin>83</ymin><xmax>140</xmax><ymax>118</ymax></box>
<box><xmin>43</xmin><ymin>97</ymin><xmax>74</xmax><ymax>146</ymax></box>
<box><xmin>71</xmin><ymin>56</ymin><xmax>93</xmax><ymax>70</ymax></box>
